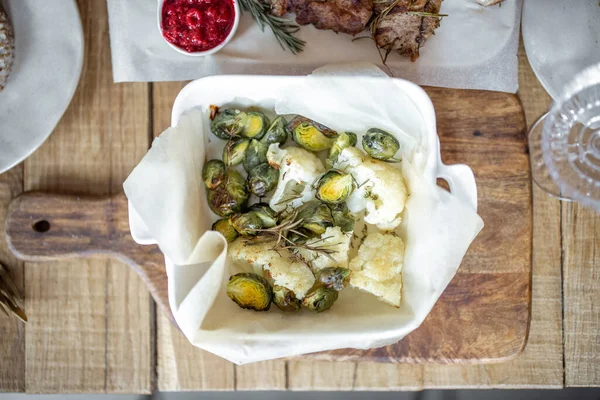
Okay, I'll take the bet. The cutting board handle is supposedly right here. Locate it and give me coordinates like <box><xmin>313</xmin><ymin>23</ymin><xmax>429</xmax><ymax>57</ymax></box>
<box><xmin>4</xmin><ymin>192</ymin><xmax>173</xmax><ymax>320</ymax></box>
<box><xmin>5</xmin><ymin>192</ymin><xmax>130</xmax><ymax>261</ymax></box>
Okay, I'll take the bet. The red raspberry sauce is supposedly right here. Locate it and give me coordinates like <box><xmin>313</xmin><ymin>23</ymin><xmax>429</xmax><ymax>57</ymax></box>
<box><xmin>161</xmin><ymin>0</ymin><xmax>235</xmax><ymax>53</ymax></box>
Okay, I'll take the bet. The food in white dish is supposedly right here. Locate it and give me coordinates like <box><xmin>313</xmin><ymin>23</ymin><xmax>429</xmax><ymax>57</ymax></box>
<box><xmin>204</xmin><ymin>106</ymin><xmax>408</xmax><ymax>313</ymax></box>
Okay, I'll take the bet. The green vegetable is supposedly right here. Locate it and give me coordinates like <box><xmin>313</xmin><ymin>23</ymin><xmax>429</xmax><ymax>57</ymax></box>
<box><xmin>249</xmin><ymin>203</ymin><xmax>278</xmax><ymax>228</ymax></box>
<box><xmin>327</xmin><ymin>131</ymin><xmax>357</xmax><ymax>168</ymax></box>
<box><xmin>261</xmin><ymin>116</ymin><xmax>289</xmax><ymax>146</ymax></box>
<box><xmin>362</xmin><ymin>128</ymin><xmax>400</xmax><ymax>161</ymax></box>
<box><xmin>315</xmin><ymin>170</ymin><xmax>355</xmax><ymax>204</ymax></box>
<box><xmin>297</xmin><ymin>201</ymin><xmax>334</xmax><ymax>236</ymax></box>
<box><xmin>222</xmin><ymin>138</ymin><xmax>250</xmax><ymax>166</ymax></box>
<box><xmin>212</xmin><ymin>218</ymin><xmax>238</xmax><ymax>242</ymax></box>
<box><xmin>207</xmin><ymin>170</ymin><xmax>249</xmax><ymax>217</ymax></box>
<box><xmin>248</xmin><ymin>163</ymin><xmax>278</xmax><ymax>197</ymax></box>
<box><xmin>227</xmin><ymin>272</ymin><xmax>273</xmax><ymax>311</ymax></box>
<box><xmin>231</xmin><ymin>212</ymin><xmax>264</xmax><ymax>236</ymax></box>
<box><xmin>202</xmin><ymin>159</ymin><xmax>227</xmax><ymax>190</ymax></box>
<box><xmin>241</xmin><ymin>111</ymin><xmax>269</xmax><ymax>140</ymax></box>
<box><xmin>302</xmin><ymin>286</ymin><xmax>338</xmax><ymax>312</ymax></box>
<box><xmin>243</xmin><ymin>139</ymin><xmax>268</xmax><ymax>173</ymax></box>
<box><xmin>272</xmin><ymin>286</ymin><xmax>302</xmax><ymax>312</ymax></box>
<box><xmin>289</xmin><ymin>116</ymin><xmax>337</xmax><ymax>152</ymax></box>
<box><xmin>328</xmin><ymin>202</ymin><xmax>355</xmax><ymax>233</ymax></box>
<box><xmin>318</xmin><ymin>267</ymin><xmax>351</xmax><ymax>291</ymax></box>
<box><xmin>211</xmin><ymin>108</ymin><xmax>247</xmax><ymax>140</ymax></box>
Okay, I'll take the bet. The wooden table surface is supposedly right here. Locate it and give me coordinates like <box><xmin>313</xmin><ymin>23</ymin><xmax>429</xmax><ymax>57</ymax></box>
<box><xmin>0</xmin><ymin>1</ymin><xmax>598</xmax><ymax>393</ymax></box>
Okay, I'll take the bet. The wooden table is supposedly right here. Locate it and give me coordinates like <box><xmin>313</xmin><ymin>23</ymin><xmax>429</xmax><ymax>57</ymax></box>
<box><xmin>0</xmin><ymin>1</ymin><xmax>598</xmax><ymax>393</ymax></box>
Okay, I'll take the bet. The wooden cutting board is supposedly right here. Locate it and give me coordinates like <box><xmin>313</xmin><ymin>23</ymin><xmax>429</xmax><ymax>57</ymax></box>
<box><xmin>3</xmin><ymin>87</ymin><xmax>531</xmax><ymax>363</ymax></box>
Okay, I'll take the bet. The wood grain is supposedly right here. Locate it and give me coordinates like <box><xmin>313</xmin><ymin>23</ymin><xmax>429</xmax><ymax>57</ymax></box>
<box><xmin>563</xmin><ymin>202</ymin><xmax>600</xmax><ymax>386</ymax></box>
<box><xmin>19</xmin><ymin>0</ymin><xmax>153</xmax><ymax>393</ymax></box>
<box><xmin>0</xmin><ymin>165</ymin><xmax>24</xmax><ymax>392</ymax></box>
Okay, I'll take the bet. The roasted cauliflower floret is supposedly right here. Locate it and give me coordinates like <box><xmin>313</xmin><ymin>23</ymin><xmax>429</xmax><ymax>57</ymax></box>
<box><xmin>349</xmin><ymin>232</ymin><xmax>404</xmax><ymax>307</ymax></box>
<box><xmin>267</xmin><ymin>144</ymin><xmax>326</xmax><ymax>212</ymax></box>
<box><xmin>228</xmin><ymin>238</ymin><xmax>316</xmax><ymax>299</ymax></box>
<box><xmin>334</xmin><ymin>147</ymin><xmax>408</xmax><ymax>230</ymax></box>
<box><xmin>296</xmin><ymin>226</ymin><xmax>352</xmax><ymax>271</ymax></box>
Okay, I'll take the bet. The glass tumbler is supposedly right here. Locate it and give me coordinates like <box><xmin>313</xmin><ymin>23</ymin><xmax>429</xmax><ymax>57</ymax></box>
<box><xmin>528</xmin><ymin>62</ymin><xmax>600</xmax><ymax>212</ymax></box>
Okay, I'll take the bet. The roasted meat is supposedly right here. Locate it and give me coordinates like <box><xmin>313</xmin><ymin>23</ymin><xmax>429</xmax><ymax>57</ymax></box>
<box><xmin>269</xmin><ymin>0</ymin><xmax>373</xmax><ymax>36</ymax></box>
<box><xmin>374</xmin><ymin>0</ymin><xmax>443</xmax><ymax>61</ymax></box>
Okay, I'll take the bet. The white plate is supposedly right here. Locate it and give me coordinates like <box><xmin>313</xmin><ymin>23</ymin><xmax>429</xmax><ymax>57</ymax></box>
<box><xmin>0</xmin><ymin>0</ymin><xmax>83</xmax><ymax>174</ymax></box>
<box><xmin>522</xmin><ymin>0</ymin><xmax>600</xmax><ymax>100</ymax></box>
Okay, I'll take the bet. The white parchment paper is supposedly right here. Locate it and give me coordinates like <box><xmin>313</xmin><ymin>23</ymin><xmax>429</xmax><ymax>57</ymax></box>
<box><xmin>123</xmin><ymin>65</ymin><xmax>484</xmax><ymax>364</ymax></box>
<box><xmin>107</xmin><ymin>0</ymin><xmax>521</xmax><ymax>92</ymax></box>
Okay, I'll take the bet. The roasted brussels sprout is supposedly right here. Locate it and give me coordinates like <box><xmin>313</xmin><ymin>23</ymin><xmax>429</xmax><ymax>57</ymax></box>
<box><xmin>241</xmin><ymin>111</ymin><xmax>269</xmax><ymax>140</ymax></box>
<box><xmin>248</xmin><ymin>163</ymin><xmax>278</xmax><ymax>197</ymax></box>
<box><xmin>227</xmin><ymin>272</ymin><xmax>273</xmax><ymax>311</ymax></box>
<box><xmin>243</xmin><ymin>139</ymin><xmax>268</xmax><ymax>173</ymax></box>
<box><xmin>327</xmin><ymin>131</ymin><xmax>357</xmax><ymax>168</ymax></box>
<box><xmin>222</xmin><ymin>138</ymin><xmax>249</xmax><ymax>166</ymax></box>
<box><xmin>211</xmin><ymin>108</ymin><xmax>247</xmax><ymax>140</ymax></box>
<box><xmin>249</xmin><ymin>203</ymin><xmax>278</xmax><ymax>228</ymax></box>
<box><xmin>273</xmin><ymin>285</ymin><xmax>302</xmax><ymax>312</ymax></box>
<box><xmin>328</xmin><ymin>202</ymin><xmax>355</xmax><ymax>232</ymax></box>
<box><xmin>302</xmin><ymin>286</ymin><xmax>338</xmax><ymax>312</ymax></box>
<box><xmin>318</xmin><ymin>267</ymin><xmax>351</xmax><ymax>291</ymax></box>
<box><xmin>261</xmin><ymin>116</ymin><xmax>289</xmax><ymax>146</ymax></box>
<box><xmin>362</xmin><ymin>128</ymin><xmax>400</xmax><ymax>161</ymax></box>
<box><xmin>231</xmin><ymin>212</ymin><xmax>264</xmax><ymax>236</ymax></box>
<box><xmin>207</xmin><ymin>170</ymin><xmax>249</xmax><ymax>217</ymax></box>
<box><xmin>315</xmin><ymin>170</ymin><xmax>355</xmax><ymax>204</ymax></box>
<box><xmin>202</xmin><ymin>159</ymin><xmax>227</xmax><ymax>190</ymax></box>
<box><xmin>289</xmin><ymin>116</ymin><xmax>338</xmax><ymax>152</ymax></box>
<box><xmin>297</xmin><ymin>201</ymin><xmax>334</xmax><ymax>236</ymax></box>
<box><xmin>212</xmin><ymin>218</ymin><xmax>238</xmax><ymax>242</ymax></box>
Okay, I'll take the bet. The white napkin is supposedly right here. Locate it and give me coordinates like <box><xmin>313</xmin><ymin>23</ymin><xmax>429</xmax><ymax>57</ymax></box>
<box><xmin>124</xmin><ymin>64</ymin><xmax>484</xmax><ymax>364</ymax></box>
<box><xmin>107</xmin><ymin>0</ymin><xmax>521</xmax><ymax>92</ymax></box>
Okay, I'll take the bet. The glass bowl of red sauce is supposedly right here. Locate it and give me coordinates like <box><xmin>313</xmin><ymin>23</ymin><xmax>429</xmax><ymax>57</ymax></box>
<box><xmin>158</xmin><ymin>0</ymin><xmax>239</xmax><ymax>56</ymax></box>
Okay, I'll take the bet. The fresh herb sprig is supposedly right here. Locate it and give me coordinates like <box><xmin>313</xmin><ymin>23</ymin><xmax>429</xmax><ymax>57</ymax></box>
<box><xmin>238</xmin><ymin>0</ymin><xmax>306</xmax><ymax>54</ymax></box>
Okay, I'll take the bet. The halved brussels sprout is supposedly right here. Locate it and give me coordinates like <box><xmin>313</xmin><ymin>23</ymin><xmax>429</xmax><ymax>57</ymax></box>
<box><xmin>249</xmin><ymin>203</ymin><xmax>278</xmax><ymax>228</ymax></box>
<box><xmin>318</xmin><ymin>267</ymin><xmax>351</xmax><ymax>291</ymax></box>
<box><xmin>212</xmin><ymin>218</ymin><xmax>238</xmax><ymax>242</ymax></box>
<box><xmin>328</xmin><ymin>202</ymin><xmax>355</xmax><ymax>233</ymax></box>
<box><xmin>222</xmin><ymin>138</ymin><xmax>249</xmax><ymax>166</ymax></box>
<box><xmin>231</xmin><ymin>212</ymin><xmax>264</xmax><ymax>236</ymax></box>
<box><xmin>211</xmin><ymin>108</ymin><xmax>247</xmax><ymax>140</ymax></box>
<box><xmin>315</xmin><ymin>170</ymin><xmax>355</xmax><ymax>204</ymax></box>
<box><xmin>302</xmin><ymin>286</ymin><xmax>338</xmax><ymax>312</ymax></box>
<box><xmin>362</xmin><ymin>128</ymin><xmax>400</xmax><ymax>160</ymax></box>
<box><xmin>207</xmin><ymin>170</ymin><xmax>249</xmax><ymax>217</ymax></box>
<box><xmin>227</xmin><ymin>272</ymin><xmax>273</xmax><ymax>311</ymax></box>
<box><xmin>327</xmin><ymin>131</ymin><xmax>357</xmax><ymax>168</ymax></box>
<box><xmin>273</xmin><ymin>286</ymin><xmax>302</xmax><ymax>312</ymax></box>
<box><xmin>289</xmin><ymin>116</ymin><xmax>338</xmax><ymax>152</ymax></box>
<box><xmin>248</xmin><ymin>163</ymin><xmax>278</xmax><ymax>197</ymax></box>
<box><xmin>243</xmin><ymin>139</ymin><xmax>268</xmax><ymax>173</ymax></box>
<box><xmin>202</xmin><ymin>159</ymin><xmax>226</xmax><ymax>190</ymax></box>
<box><xmin>241</xmin><ymin>111</ymin><xmax>269</xmax><ymax>140</ymax></box>
<box><xmin>261</xmin><ymin>116</ymin><xmax>289</xmax><ymax>146</ymax></box>
<box><xmin>297</xmin><ymin>201</ymin><xmax>334</xmax><ymax>236</ymax></box>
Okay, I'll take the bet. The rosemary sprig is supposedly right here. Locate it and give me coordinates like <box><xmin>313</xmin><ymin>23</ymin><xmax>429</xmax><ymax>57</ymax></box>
<box><xmin>407</xmin><ymin>11</ymin><xmax>448</xmax><ymax>17</ymax></box>
<box><xmin>238</xmin><ymin>0</ymin><xmax>306</xmax><ymax>54</ymax></box>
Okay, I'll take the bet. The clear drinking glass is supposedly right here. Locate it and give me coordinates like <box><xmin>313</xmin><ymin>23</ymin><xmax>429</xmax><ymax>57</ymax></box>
<box><xmin>529</xmin><ymin>62</ymin><xmax>600</xmax><ymax>212</ymax></box>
